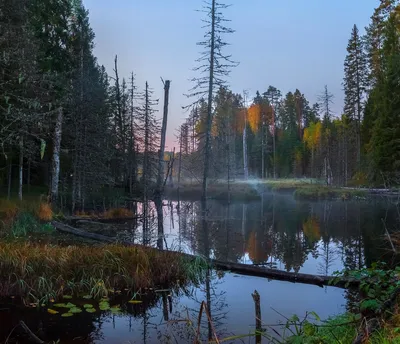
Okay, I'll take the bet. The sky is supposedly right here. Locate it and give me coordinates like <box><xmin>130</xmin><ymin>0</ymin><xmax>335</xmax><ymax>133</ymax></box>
<box><xmin>83</xmin><ymin>0</ymin><xmax>379</xmax><ymax>150</ymax></box>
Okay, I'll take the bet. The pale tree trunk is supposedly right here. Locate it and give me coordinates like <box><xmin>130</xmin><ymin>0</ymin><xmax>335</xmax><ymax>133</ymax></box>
<box><xmin>178</xmin><ymin>127</ymin><xmax>183</xmax><ymax>188</ymax></box>
<box><xmin>157</xmin><ymin>80</ymin><xmax>170</xmax><ymax>194</ymax></box>
<box><xmin>51</xmin><ymin>107</ymin><xmax>63</xmax><ymax>204</ymax></box>
<box><xmin>27</xmin><ymin>158</ymin><xmax>31</xmax><ymax>192</ymax></box>
<box><xmin>7</xmin><ymin>159</ymin><xmax>12</xmax><ymax>200</ymax></box>
<box><xmin>243</xmin><ymin>92</ymin><xmax>249</xmax><ymax>180</ymax></box>
<box><xmin>18</xmin><ymin>135</ymin><xmax>23</xmax><ymax>201</ymax></box>
<box><xmin>261</xmin><ymin>125</ymin><xmax>264</xmax><ymax>179</ymax></box>
<box><xmin>202</xmin><ymin>0</ymin><xmax>216</xmax><ymax>201</ymax></box>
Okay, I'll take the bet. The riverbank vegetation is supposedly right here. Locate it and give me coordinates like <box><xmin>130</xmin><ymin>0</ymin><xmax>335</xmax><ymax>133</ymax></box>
<box><xmin>0</xmin><ymin>242</ymin><xmax>206</xmax><ymax>304</ymax></box>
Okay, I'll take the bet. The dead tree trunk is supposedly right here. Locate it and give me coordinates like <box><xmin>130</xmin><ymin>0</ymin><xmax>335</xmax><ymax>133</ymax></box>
<box><xmin>243</xmin><ymin>92</ymin><xmax>249</xmax><ymax>180</ymax></box>
<box><xmin>252</xmin><ymin>290</ymin><xmax>262</xmax><ymax>344</ymax></box>
<box><xmin>202</xmin><ymin>0</ymin><xmax>216</xmax><ymax>201</ymax></box>
<box><xmin>157</xmin><ymin>79</ymin><xmax>171</xmax><ymax>194</ymax></box>
<box><xmin>7</xmin><ymin>159</ymin><xmax>12</xmax><ymax>200</ymax></box>
<box><xmin>18</xmin><ymin>135</ymin><xmax>23</xmax><ymax>201</ymax></box>
<box><xmin>50</xmin><ymin>107</ymin><xmax>63</xmax><ymax>204</ymax></box>
<box><xmin>178</xmin><ymin>126</ymin><xmax>183</xmax><ymax>189</ymax></box>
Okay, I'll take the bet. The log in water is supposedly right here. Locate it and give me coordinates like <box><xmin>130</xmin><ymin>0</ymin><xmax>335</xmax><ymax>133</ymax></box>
<box><xmin>52</xmin><ymin>220</ymin><xmax>356</xmax><ymax>289</ymax></box>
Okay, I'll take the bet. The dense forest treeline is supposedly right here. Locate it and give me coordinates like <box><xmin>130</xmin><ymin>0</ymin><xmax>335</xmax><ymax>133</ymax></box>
<box><xmin>1</xmin><ymin>0</ymin><xmax>399</xmax><ymax>209</ymax></box>
<box><xmin>179</xmin><ymin>0</ymin><xmax>400</xmax><ymax>188</ymax></box>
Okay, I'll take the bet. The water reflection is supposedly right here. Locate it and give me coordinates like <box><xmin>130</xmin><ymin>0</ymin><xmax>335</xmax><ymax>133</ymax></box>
<box><xmin>135</xmin><ymin>193</ymin><xmax>397</xmax><ymax>276</ymax></box>
<box><xmin>2</xmin><ymin>193</ymin><xmax>398</xmax><ymax>343</ymax></box>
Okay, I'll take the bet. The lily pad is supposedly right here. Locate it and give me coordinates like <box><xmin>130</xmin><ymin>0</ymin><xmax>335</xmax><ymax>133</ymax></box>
<box><xmin>61</xmin><ymin>312</ymin><xmax>73</xmax><ymax>317</ymax></box>
<box><xmin>63</xmin><ymin>295</ymin><xmax>73</xmax><ymax>299</ymax></box>
<box><xmin>83</xmin><ymin>304</ymin><xmax>94</xmax><ymax>309</ymax></box>
<box><xmin>86</xmin><ymin>308</ymin><xmax>96</xmax><ymax>313</ymax></box>
<box><xmin>69</xmin><ymin>307</ymin><xmax>82</xmax><ymax>313</ymax></box>
<box><xmin>47</xmin><ymin>309</ymin><xmax>59</xmax><ymax>314</ymax></box>
<box><xmin>53</xmin><ymin>303</ymin><xmax>68</xmax><ymax>308</ymax></box>
<box><xmin>82</xmin><ymin>295</ymin><xmax>92</xmax><ymax>299</ymax></box>
<box><xmin>128</xmin><ymin>300</ymin><xmax>142</xmax><ymax>304</ymax></box>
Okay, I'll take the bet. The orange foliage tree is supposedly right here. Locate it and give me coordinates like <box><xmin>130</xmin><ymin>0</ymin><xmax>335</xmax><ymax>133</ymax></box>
<box><xmin>247</xmin><ymin>104</ymin><xmax>261</xmax><ymax>133</ymax></box>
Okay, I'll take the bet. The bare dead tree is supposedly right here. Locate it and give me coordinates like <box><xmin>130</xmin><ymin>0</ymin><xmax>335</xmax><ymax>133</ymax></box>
<box><xmin>185</xmin><ymin>0</ymin><xmax>238</xmax><ymax>201</ymax></box>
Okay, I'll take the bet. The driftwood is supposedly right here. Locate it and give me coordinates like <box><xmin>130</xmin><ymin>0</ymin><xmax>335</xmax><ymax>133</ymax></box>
<box><xmin>52</xmin><ymin>221</ymin><xmax>356</xmax><ymax>289</ymax></box>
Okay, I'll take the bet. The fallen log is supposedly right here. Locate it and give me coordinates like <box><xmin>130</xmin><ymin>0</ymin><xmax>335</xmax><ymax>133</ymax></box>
<box><xmin>65</xmin><ymin>216</ymin><xmax>138</xmax><ymax>225</ymax></box>
<box><xmin>51</xmin><ymin>221</ymin><xmax>356</xmax><ymax>289</ymax></box>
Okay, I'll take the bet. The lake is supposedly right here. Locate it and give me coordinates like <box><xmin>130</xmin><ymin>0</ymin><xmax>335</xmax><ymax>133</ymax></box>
<box><xmin>1</xmin><ymin>191</ymin><xmax>398</xmax><ymax>343</ymax></box>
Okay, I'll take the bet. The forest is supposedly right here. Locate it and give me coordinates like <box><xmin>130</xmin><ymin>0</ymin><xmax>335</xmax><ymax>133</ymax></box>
<box><xmin>1</xmin><ymin>0</ymin><xmax>400</xmax><ymax>343</ymax></box>
<box><xmin>1</xmin><ymin>0</ymin><xmax>400</xmax><ymax>211</ymax></box>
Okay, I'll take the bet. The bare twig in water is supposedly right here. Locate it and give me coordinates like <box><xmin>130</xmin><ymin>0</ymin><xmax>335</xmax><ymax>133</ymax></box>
<box><xmin>19</xmin><ymin>321</ymin><xmax>45</xmax><ymax>344</ymax></box>
<box><xmin>381</xmin><ymin>217</ymin><xmax>396</xmax><ymax>253</ymax></box>
<box><xmin>195</xmin><ymin>301</ymin><xmax>220</xmax><ymax>344</ymax></box>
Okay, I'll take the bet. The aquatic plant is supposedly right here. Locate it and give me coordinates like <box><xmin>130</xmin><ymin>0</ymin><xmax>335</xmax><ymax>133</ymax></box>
<box><xmin>0</xmin><ymin>243</ymin><xmax>206</xmax><ymax>304</ymax></box>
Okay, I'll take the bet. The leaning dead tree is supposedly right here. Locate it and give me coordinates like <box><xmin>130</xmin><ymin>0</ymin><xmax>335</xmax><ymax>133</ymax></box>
<box><xmin>156</xmin><ymin>78</ymin><xmax>171</xmax><ymax>196</ymax></box>
<box><xmin>185</xmin><ymin>0</ymin><xmax>238</xmax><ymax>201</ymax></box>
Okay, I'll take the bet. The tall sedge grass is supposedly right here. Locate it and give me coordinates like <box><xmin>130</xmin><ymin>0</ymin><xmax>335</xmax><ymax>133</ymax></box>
<box><xmin>0</xmin><ymin>243</ymin><xmax>206</xmax><ymax>304</ymax></box>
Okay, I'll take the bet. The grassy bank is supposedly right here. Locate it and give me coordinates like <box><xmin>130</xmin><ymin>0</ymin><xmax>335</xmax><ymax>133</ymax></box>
<box><xmin>0</xmin><ymin>242</ymin><xmax>206</xmax><ymax>304</ymax></box>
<box><xmin>166</xmin><ymin>179</ymin><xmax>369</xmax><ymax>201</ymax></box>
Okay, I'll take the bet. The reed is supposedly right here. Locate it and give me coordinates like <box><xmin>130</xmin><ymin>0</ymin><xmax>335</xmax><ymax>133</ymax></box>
<box><xmin>0</xmin><ymin>243</ymin><xmax>206</xmax><ymax>305</ymax></box>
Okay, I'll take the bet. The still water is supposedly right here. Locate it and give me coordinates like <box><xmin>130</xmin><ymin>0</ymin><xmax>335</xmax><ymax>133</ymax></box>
<box><xmin>2</xmin><ymin>192</ymin><xmax>398</xmax><ymax>343</ymax></box>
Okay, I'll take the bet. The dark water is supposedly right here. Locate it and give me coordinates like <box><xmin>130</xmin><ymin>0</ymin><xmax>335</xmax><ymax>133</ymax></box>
<box><xmin>2</xmin><ymin>192</ymin><xmax>399</xmax><ymax>343</ymax></box>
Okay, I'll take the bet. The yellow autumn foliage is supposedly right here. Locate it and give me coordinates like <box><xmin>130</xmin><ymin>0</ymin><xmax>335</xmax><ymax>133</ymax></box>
<box><xmin>247</xmin><ymin>104</ymin><xmax>261</xmax><ymax>133</ymax></box>
<box><xmin>303</xmin><ymin>121</ymin><xmax>322</xmax><ymax>150</ymax></box>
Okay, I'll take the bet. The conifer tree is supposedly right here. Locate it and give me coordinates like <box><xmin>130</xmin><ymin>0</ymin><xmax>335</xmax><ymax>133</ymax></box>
<box><xmin>343</xmin><ymin>24</ymin><xmax>368</xmax><ymax>167</ymax></box>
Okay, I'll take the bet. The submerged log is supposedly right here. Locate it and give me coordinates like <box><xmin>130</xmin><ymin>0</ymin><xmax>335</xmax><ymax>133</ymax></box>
<box><xmin>65</xmin><ymin>216</ymin><xmax>138</xmax><ymax>225</ymax></box>
<box><xmin>52</xmin><ymin>221</ymin><xmax>134</xmax><ymax>246</ymax></box>
<box><xmin>52</xmin><ymin>221</ymin><xmax>356</xmax><ymax>289</ymax></box>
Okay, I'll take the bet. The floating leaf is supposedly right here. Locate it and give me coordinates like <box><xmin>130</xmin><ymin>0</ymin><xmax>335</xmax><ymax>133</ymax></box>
<box><xmin>47</xmin><ymin>309</ymin><xmax>58</xmax><ymax>314</ymax></box>
<box><xmin>86</xmin><ymin>308</ymin><xmax>96</xmax><ymax>313</ymax></box>
<box><xmin>63</xmin><ymin>295</ymin><xmax>73</xmax><ymax>299</ymax></box>
<box><xmin>69</xmin><ymin>307</ymin><xmax>82</xmax><ymax>313</ymax></box>
<box><xmin>82</xmin><ymin>295</ymin><xmax>92</xmax><ymax>299</ymax></box>
<box><xmin>83</xmin><ymin>304</ymin><xmax>94</xmax><ymax>309</ymax></box>
<box><xmin>128</xmin><ymin>300</ymin><xmax>142</xmax><ymax>304</ymax></box>
<box><xmin>61</xmin><ymin>312</ymin><xmax>73</xmax><ymax>317</ymax></box>
<box><xmin>54</xmin><ymin>303</ymin><xmax>69</xmax><ymax>308</ymax></box>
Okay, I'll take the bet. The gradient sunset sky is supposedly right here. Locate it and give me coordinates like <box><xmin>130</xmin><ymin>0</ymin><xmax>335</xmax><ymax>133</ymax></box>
<box><xmin>83</xmin><ymin>0</ymin><xmax>378</xmax><ymax>150</ymax></box>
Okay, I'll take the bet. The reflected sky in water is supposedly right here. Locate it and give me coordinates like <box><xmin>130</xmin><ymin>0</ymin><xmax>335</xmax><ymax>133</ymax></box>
<box><xmin>2</xmin><ymin>193</ymin><xmax>398</xmax><ymax>343</ymax></box>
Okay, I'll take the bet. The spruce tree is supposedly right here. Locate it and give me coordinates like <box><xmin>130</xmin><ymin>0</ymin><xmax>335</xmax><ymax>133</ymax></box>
<box><xmin>371</xmin><ymin>14</ymin><xmax>400</xmax><ymax>177</ymax></box>
<box><xmin>343</xmin><ymin>24</ymin><xmax>368</xmax><ymax>167</ymax></box>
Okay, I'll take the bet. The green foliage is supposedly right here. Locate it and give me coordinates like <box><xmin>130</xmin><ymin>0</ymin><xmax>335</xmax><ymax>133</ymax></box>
<box><xmin>330</xmin><ymin>262</ymin><xmax>400</xmax><ymax>314</ymax></box>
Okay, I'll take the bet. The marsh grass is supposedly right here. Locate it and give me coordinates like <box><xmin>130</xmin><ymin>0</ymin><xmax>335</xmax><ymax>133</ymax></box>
<box><xmin>0</xmin><ymin>243</ymin><xmax>206</xmax><ymax>305</ymax></box>
<box><xmin>0</xmin><ymin>198</ymin><xmax>54</xmax><ymax>238</ymax></box>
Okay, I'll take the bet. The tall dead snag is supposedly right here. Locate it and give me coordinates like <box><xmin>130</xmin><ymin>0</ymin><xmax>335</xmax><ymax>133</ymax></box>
<box><xmin>185</xmin><ymin>0</ymin><xmax>238</xmax><ymax>201</ymax></box>
<box><xmin>156</xmin><ymin>79</ymin><xmax>171</xmax><ymax>195</ymax></box>
<box><xmin>18</xmin><ymin>135</ymin><xmax>23</xmax><ymax>200</ymax></box>
<box><xmin>243</xmin><ymin>91</ymin><xmax>249</xmax><ymax>180</ymax></box>
<box><xmin>50</xmin><ymin>107</ymin><xmax>63</xmax><ymax>204</ymax></box>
